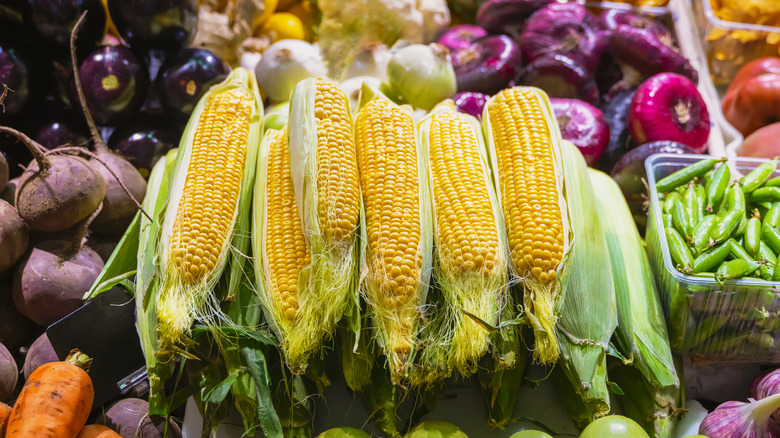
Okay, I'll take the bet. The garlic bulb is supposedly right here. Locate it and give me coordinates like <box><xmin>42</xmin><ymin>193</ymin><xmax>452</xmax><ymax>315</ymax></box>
<box><xmin>699</xmin><ymin>393</ymin><xmax>780</xmax><ymax>438</ymax></box>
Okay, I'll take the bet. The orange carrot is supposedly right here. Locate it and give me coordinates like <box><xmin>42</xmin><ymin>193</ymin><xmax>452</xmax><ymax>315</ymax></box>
<box><xmin>5</xmin><ymin>349</ymin><xmax>94</xmax><ymax>438</ymax></box>
<box><xmin>1</xmin><ymin>401</ymin><xmax>11</xmax><ymax>435</ymax></box>
<box><xmin>77</xmin><ymin>424</ymin><xmax>122</xmax><ymax>438</ymax></box>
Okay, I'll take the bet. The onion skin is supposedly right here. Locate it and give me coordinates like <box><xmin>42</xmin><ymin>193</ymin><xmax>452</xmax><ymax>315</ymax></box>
<box><xmin>519</xmin><ymin>54</ymin><xmax>599</xmax><ymax>106</ymax></box>
<box><xmin>520</xmin><ymin>3</ymin><xmax>604</xmax><ymax>73</ymax></box>
<box><xmin>452</xmin><ymin>91</ymin><xmax>488</xmax><ymax>120</ymax></box>
<box><xmin>609</xmin><ymin>25</ymin><xmax>698</xmax><ymax>85</ymax></box>
<box><xmin>436</xmin><ymin>25</ymin><xmax>488</xmax><ymax>53</ymax></box>
<box><xmin>549</xmin><ymin>98</ymin><xmax>609</xmax><ymax>165</ymax></box>
<box><xmin>452</xmin><ymin>35</ymin><xmax>522</xmax><ymax>96</ymax></box>
<box><xmin>476</xmin><ymin>0</ymin><xmax>555</xmax><ymax>40</ymax></box>
<box><xmin>738</xmin><ymin>122</ymin><xmax>780</xmax><ymax>159</ymax></box>
<box><xmin>628</xmin><ymin>73</ymin><xmax>710</xmax><ymax>153</ymax></box>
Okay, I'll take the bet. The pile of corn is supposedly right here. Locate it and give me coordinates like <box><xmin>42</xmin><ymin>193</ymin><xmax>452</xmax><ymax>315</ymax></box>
<box><xmin>87</xmin><ymin>69</ymin><xmax>679</xmax><ymax>437</ymax></box>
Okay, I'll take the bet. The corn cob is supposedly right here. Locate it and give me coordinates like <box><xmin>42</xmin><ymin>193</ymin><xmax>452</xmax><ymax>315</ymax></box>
<box><xmin>482</xmin><ymin>86</ymin><xmax>572</xmax><ymax>365</ymax></box>
<box><xmin>354</xmin><ymin>89</ymin><xmax>433</xmax><ymax>379</ymax></box>
<box><xmin>556</xmin><ymin>140</ymin><xmax>617</xmax><ymax>420</ymax></box>
<box><xmin>155</xmin><ymin>67</ymin><xmax>263</xmax><ymax>352</ymax></box>
<box><xmin>253</xmin><ymin>127</ymin><xmax>316</xmax><ymax>372</ymax></box>
<box><xmin>416</xmin><ymin>102</ymin><xmax>507</xmax><ymax>380</ymax></box>
<box><xmin>273</xmin><ymin>77</ymin><xmax>361</xmax><ymax>370</ymax></box>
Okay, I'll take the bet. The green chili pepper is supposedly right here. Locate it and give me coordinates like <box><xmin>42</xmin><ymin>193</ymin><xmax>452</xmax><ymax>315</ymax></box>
<box><xmin>764</xmin><ymin>203</ymin><xmax>780</xmax><ymax>229</ymax></box>
<box><xmin>716</xmin><ymin>258</ymin><xmax>760</xmax><ymax>283</ymax></box>
<box><xmin>692</xmin><ymin>215</ymin><xmax>718</xmax><ymax>254</ymax></box>
<box><xmin>693</xmin><ymin>240</ymin><xmax>732</xmax><ymax>273</ymax></box>
<box><xmin>664</xmin><ymin>192</ymin><xmax>682</xmax><ymax>214</ymax></box>
<box><xmin>728</xmin><ymin>238</ymin><xmax>757</xmax><ymax>263</ymax></box>
<box><xmin>745</xmin><ymin>216</ymin><xmax>762</xmax><ymax>257</ymax></box>
<box><xmin>763</xmin><ymin>222</ymin><xmax>780</xmax><ymax>254</ymax></box>
<box><xmin>666</xmin><ymin>226</ymin><xmax>694</xmax><ymax>272</ymax></box>
<box><xmin>750</xmin><ymin>186</ymin><xmax>780</xmax><ymax>203</ymax></box>
<box><xmin>705</xmin><ymin>163</ymin><xmax>730</xmax><ymax>212</ymax></box>
<box><xmin>758</xmin><ymin>241</ymin><xmax>776</xmax><ymax>280</ymax></box>
<box><xmin>656</xmin><ymin>158</ymin><xmax>725</xmax><ymax>193</ymax></box>
<box><xmin>765</xmin><ymin>176</ymin><xmax>780</xmax><ymax>187</ymax></box>
<box><xmin>710</xmin><ymin>209</ymin><xmax>742</xmax><ymax>244</ymax></box>
<box><xmin>741</xmin><ymin>157</ymin><xmax>778</xmax><ymax>193</ymax></box>
<box><xmin>684</xmin><ymin>183</ymin><xmax>700</xmax><ymax>226</ymax></box>
<box><xmin>673</xmin><ymin>199</ymin><xmax>693</xmax><ymax>238</ymax></box>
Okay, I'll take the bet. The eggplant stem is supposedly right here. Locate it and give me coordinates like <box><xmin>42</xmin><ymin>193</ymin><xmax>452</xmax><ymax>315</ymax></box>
<box><xmin>0</xmin><ymin>125</ymin><xmax>50</xmax><ymax>172</ymax></box>
<box><xmin>70</xmin><ymin>10</ymin><xmax>108</xmax><ymax>153</ymax></box>
<box><xmin>48</xmin><ymin>146</ymin><xmax>152</xmax><ymax>222</ymax></box>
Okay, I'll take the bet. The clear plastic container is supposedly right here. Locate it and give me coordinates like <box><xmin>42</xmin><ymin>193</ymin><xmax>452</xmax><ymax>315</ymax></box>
<box><xmin>646</xmin><ymin>153</ymin><xmax>780</xmax><ymax>362</ymax></box>
<box><xmin>693</xmin><ymin>0</ymin><xmax>780</xmax><ymax>87</ymax></box>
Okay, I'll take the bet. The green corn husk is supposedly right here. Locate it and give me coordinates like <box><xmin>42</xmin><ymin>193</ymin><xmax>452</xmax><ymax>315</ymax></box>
<box><xmin>555</xmin><ymin>141</ymin><xmax>617</xmax><ymax>420</ymax></box>
<box><xmin>589</xmin><ymin>169</ymin><xmax>682</xmax><ymax>437</ymax></box>
<box><xmin>361</xmin><ymin>359</ymin><xmax>403</xmax><ymax>438</ymax></box>
<box><xmin>136</xmin><ymin>148</ymin><xmax>179</xmax><ymax>414</ymax></box>
<box><xmin>412</xmin><ymin>102</ymin><xmax>509</xmax><ymax>384</ymax></box>
<box><xmin>284</xmin><ymin>77</ymin><xmax>362</xmax><ymax>371</ymax></box>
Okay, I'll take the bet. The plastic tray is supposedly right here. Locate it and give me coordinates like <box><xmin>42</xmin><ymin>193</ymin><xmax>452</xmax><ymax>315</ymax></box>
<box><xmin>693</xmin><ymin>0</ymin><xmax>780</xmax><ymax>87</ymax></box>
<box><xmin>646</xmin><ymin>153</ymin><xmax>780</xmax><ymax>362</ymax></box>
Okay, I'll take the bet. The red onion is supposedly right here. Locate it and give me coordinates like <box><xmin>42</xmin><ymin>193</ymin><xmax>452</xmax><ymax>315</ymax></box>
<box><xmin>549</xmin><ymin>98</ymin><xmax>609</xmax><ymax>165</ymax></box>
<box><xmin>519</xmin><ymin>54</ymin><xmax>600</xmax><ymax>106</ymax></box>
<box><xmin>452</xmin><ymin>35</ymin><xmax>522</xmax><ymax>96</ymax></box>
<box><xmin>520</xmin><ymin>3</ymin><xmax>604</xmax><ymax>73</ymax></box>
<box><xmin>628</xmin><ymin>73</ymin><xmax>710</xmax><ymax>153</ymax></box>
<box><xmin>609</xmin><ymin>25</ymin><xmax>698</xmax><ymax>84</ymax></box>
<box><xmin>475</xmin><ymin>0</ymin><xmax>555</xmax><ymax>40</ymax></box>
<box><xmin>600</xmin><ymin>9</ymin><xmax>673</xmax><ymax>47</ymax></box>
<box><xmin>436</xmin><ymin>25</ymin><xmax>488</xmax><ymax>53</ymax></box>
<box><xmin>452</xmin><ymin>91</ymin><xmax>488</xmax><ymax>121</ymax></box>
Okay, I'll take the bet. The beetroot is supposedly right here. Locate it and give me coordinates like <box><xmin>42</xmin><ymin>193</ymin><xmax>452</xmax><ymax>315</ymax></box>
<box><xmin>98</xmin><ymin>398</ymin><xmax>183</xmax><ymax>438</ymax></box>
<box><xmin>519</xmin><ymin>54</ymin><xmax>600</xmax><ymax>105</ymax></box>
<box><xmin>0</xmin><ymin>152</ymin><xmax>7</xmax><ymax>193</ymax></box>
<box><xmin>549</xmin><ymin>98</ymin><xmax>609</xmax><ymax>166</ymax></box>
<box><xmin>0</xmin><ymin>342</ymin><xmax>16</xmax><ymax>403</ymax></box>
<box><xmin>0</xmin><ymin>285</ymin><xmax>35</xmax><ymax>353</ymax></box>
<box><xmin>22</xmin><ymin>332</ymin><xmax>58</xmax><ymax>380</ymax></box>
<box><xmin>12</xmin><ymin>239</ymin><xmax>104</xmax><ymax>326</ymax></box>
<box><xmin>0</xmin><ymin>198</ymin><xmax>28</xmax><ymax>274</ymax></box>
<box><xmin>2</xmin><ymin>127</ymin><xmax>105</xmax><ymax>232</ymax></box>
<box><xmin>520</xmin><ymin>3</ymin><xmax>604</xmax><ymax>73</ymax></box>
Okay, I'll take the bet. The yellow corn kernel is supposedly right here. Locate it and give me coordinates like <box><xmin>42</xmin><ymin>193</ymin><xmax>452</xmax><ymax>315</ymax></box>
<box><xmin>429</xmin><ymin>110</ymin><xmax>499</xmax><ymax>278</ymax></box>
<box><xmin>313</xmin><ymin>78</ymin><xmax>360</xmax><ymax>243</ymax></box>
<box><xmin>487</xmin><ymin>88</ymin><xmax>564</xmax><ymax>284</ymax></box>
<box><xmin>355</xmin><ymin>98</ymin><xmax>421</xmax><ymax>358</ymax></box>
<box><xmin>169</xmin><ymin>86</ymin><xmax>253</xmax><ymax>285</ymax></box>
<box><xmin>265</xmin><ymin>128</ymin><xmax>310</xmax><ymax>321</ymax></box>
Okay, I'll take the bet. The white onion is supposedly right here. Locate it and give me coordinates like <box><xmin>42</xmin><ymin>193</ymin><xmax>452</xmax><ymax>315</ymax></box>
<box><xmin>254</xmin><ymin>40</ymin><xmax>327</xmax><ymax>103</ymax></box>
<box><xmin>387</xmin><ymin>43</ymin><xmax>456</xmax><ymax>111</ymax></box>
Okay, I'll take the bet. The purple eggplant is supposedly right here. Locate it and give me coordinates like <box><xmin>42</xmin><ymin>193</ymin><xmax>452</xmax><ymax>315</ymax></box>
<box><xmin>437</xmin><ymin>25</ymin><xmax>488</xmax><ymax>53</ymax></box>
<box><xmin>610</xmin><ymin>140</ymin><xmax>697</xmax><ymax>218</ymax></box>
<box><xmin>596</xmin><ymin>88</ymin><xmax>636</xmax><ymax>172</ymax></box>
<box><xmin>32</xmin><ymin>112</ymin><xmax>89</xmax><ymax>150</ymax></box>
<box><xmin>519</xmin><ymin>54</ymin><xmax>600</xmax><ymax>105</ymax></box>
<box><xmin>452</xmin><ymin>35</ymin><xmax>522</xmax><ymax>96</ymax></box>
<box><xmin>28</xmin><ymin>0</ymin><xmax>105</xmax><ymax>51</ymax></box>
<box><xmin>70</xmin><ymin>45</ymin><xmax>150</xmax><ymax>126</ymax></box>
<box><xmin>452</xmin><ymin>91</ymin><xmax>488</xmax><ymax>120</ymax></box>
<box><xmin>156</xmin><ymin>48</ymin><xmax>229</xmax><ymax>119</ymax></box>
<box><xmin>0</xmin><ymin>43</ymin><xmax>29</xmax><ymax>119</ymax></box>
<box><xmin>549</xmin><ymin>98</ymin><xmax>609</xmax><ymax>166</ymax></box>
<box><xmin>520</xmin><ymin>3</ymin><xmax>604</xmax><ymax>73</ymax></box>
<box><xmin>106</xmin><ymin>0</ymin><xmax>198</xmax><ymax>52</ymax></box>
<box><xmin>476</xmin><ymin>0</ymin><xmax>555</xmax><ymax>39</ymax></box>
<box><xmin>108</xmin><ymin>116</ymin><xmax>181</xmax><ymax>178</ymax></box>
<box><xmin>609</xmin><ymin>25</ymin><xmax>698</xmax><ymax>84</ymax></box>
<box><xmin>600</xmin><ymin>9</ymin><xmax>673</xmax><ymax>46</ymax></box>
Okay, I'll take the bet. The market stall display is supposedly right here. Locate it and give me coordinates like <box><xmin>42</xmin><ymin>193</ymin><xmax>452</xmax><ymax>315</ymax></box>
<box><xmin>2</xmin><ymin>0</ymin><xmax>780</xmax><ymax>437</ymax></box>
